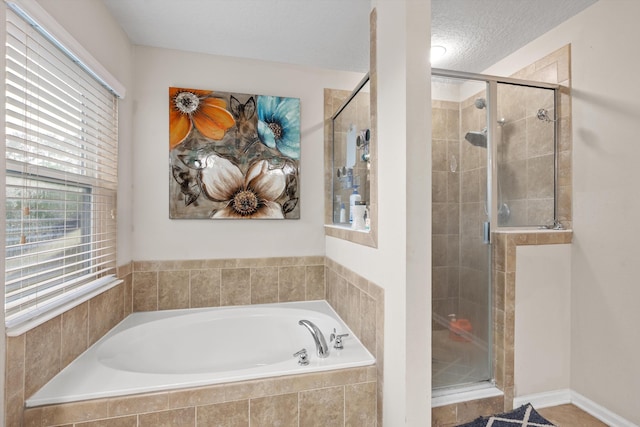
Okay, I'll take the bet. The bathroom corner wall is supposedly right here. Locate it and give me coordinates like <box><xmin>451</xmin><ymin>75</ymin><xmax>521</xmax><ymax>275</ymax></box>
<box><xmin>3</xmin><ymin>264</ymin><xmax>133</xmax><ymax>427</ymax></box>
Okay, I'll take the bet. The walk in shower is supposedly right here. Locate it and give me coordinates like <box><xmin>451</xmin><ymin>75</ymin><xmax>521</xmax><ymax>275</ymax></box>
<box><xmin>431</xmin><ymin>69</ymin><xmax>559</xmax><ymax>393</ymax></box>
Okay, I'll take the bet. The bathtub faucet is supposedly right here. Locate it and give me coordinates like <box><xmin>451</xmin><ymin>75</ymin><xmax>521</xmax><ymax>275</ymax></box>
<box><xmin>298</xmin><ymin>319</ymin><xmax>329</xmax><ymax>358</ymax></box>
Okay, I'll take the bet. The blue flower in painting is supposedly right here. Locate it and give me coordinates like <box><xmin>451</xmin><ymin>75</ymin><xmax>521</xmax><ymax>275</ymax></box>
<box><xmin>257</xmin><ymin>96</ymin><xmax>300</xmax><ymax>159</ymax></box>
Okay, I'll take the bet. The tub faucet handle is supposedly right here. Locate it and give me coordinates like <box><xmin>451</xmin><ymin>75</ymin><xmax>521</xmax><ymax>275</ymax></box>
<box><xmin>330</xmin><ymin>328</ymin><xmax>349</xmax><ymax>349</ymax></box>
<box><xmin>293</xmin><ymin>348</ymin><xmax>309</xmax><ymax>365</ymax></box>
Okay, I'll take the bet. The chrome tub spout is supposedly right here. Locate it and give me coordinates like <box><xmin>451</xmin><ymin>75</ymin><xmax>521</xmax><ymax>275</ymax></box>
<box><xmin>298</xmin><ymin>319</ymin><xmax>329</xmax><ymax>358</ymax></box>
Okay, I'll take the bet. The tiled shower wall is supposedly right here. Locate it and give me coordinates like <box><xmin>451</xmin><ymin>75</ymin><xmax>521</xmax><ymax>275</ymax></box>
<box><xmin>5</xmin><ymin>257</ymin><xmax>384</xmax><ymax>427</ymax></box>
<box><xmin>431</xmin><ymin>93</ymin><xmax>490</xmax><ymax>340</ymax></box>
<box><xmin>459</xmin><ymin>96</ymin><xmax>490</xmax><ymax>342</ymax></box>
<box><xmin>431</xmin><ymin>100</ymin><xmax>461</xmax><ymax>329</ymax></box>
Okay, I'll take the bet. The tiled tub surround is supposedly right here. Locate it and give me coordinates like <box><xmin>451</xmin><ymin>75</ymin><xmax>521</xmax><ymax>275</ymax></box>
<box><xmin>23</xmin><ymin>366</ymin><xmax>378</xmax><ymax>427</ymax></box>
<box><xmin>4</xmin><ymin>263</ymin><xmax>134</xmax><ymax>427</ymax></box>
<box><xmin>6</xmin><ymin>256</ymin><xmax>384</xmax><ymax>426</ymax></box>
<box><xmin>27</xmin><ymin>301</ymin><xmax>375</xmax><ymax>407</ymax></box>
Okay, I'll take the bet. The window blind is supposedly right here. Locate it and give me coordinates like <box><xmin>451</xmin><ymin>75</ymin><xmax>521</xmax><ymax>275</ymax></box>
<box><xmin>4</xmin><ymin>7</ymin><xmax>119</xmax><ymax>329</ymax></box>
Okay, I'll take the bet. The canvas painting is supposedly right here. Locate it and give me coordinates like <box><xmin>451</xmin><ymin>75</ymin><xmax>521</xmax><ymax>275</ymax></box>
<box><xmin>169</xmin><ymin>87</ymin><xmax>301</xmax><ymax>219</ymax></box>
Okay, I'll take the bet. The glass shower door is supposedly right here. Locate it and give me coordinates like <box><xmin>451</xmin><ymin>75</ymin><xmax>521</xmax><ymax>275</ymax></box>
<box><xmin>431</xmin><ymin>76</ymin><xmax>492</xmax><ymax>391</ymax></box>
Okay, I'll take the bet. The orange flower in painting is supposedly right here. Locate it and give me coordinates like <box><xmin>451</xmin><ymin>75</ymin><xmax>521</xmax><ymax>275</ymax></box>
<box><xmin>169</xmin><ymin>87</ymin><xmax>236</xmax><ymax>149</ymax></box>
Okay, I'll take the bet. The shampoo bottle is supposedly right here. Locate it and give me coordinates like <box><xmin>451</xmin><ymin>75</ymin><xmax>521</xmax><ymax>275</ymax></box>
<box><xmin>339</xmin><ymin>203</ymin><xmax>346</xmax><ymax>223</ymax></box>
<box><xmin>349</xmin><ymin>186</ymin><xmax>361</xmax><ymax>224</ymax></box>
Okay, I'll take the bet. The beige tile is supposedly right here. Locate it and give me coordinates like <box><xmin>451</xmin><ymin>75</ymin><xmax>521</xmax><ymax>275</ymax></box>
<box><xmin>25</xmin><ymin>317</ymin><xmax>61</xmax><ymax>398</ymax></box>
<box><xmin>75</xmin><ymin>416</ymin><xmax>137</xmax><ymax>427</ymax></box>
<box><xmin>433</xmin><ymin>171</ymin><xmax>448</xmax><ymax>203</ymax></box>
<box><xmin>132</xmin><ymin>271</ymin><xmax>158</xmax><ymax>311</ymax></box>
<box><xmin>61</xmin><ymin>301</ymin><xmax>89</xmax><ymax>367</ymax></box>
<box><xmin>220</xmin><ymin>268</ymin><xmax>251</xmax><ymax>306</ymax></box>
<box><xmin>305</xmin><ymin>265</ymin><xmax>325</xmax><ymax>301</ymax></box>
<box><xmin>432</xmin><ymin>404</ymin><xmax>457</xmax><ymax>426</ymax></box>
<box><xmin>278</xmin><ymin>266</ymin><xmax>306</xmax><ymax>302</ymax></box>
<box><xmin>117</xmin><ymin>261</ymin><xmax>132</xmax><ymax>278</ymax></box>
<box><xmin>107</xmin><ymin>393</ymin><xmax>168</xmax><ymax>416</ymax></box>
<box><xmin>270</xmin><ymin>372</ymin><xmax>325</xmax><ymax>394</ymax></box>
<box><xmin>299</xmin><ymin>386</ymin><xmax>344</xmax><ymax>427</ymax></box>
<box><xmin>360</xmin><ymin>292</ymin><xmax>377</xmax><ymax>355</ymax></box>
<box><xmin>527</xmin><ymin>154</ymin><xmax>555</xmax><ymax>199</ymax></box>
<box><xmin>250</xmin><ymin>266</ymin><xmax>279</xmax><ymax>304</ymax></box>
<box><xmin>456</xmin><ymin>396</ymin><xmax>504</xmax><ymax>424</ymax></box>
<box><xmin>249</xmin><ymin>393</ymin><xmax>298</xmax><ymax>427</ymax></box>
<box><xmin>432</xmin><ymin>138</ymin><xmax>448</xmax><ymax>171</ymax></box>
<box><xmin>197</xmin><ymin>400</ymin><xmax>249</xmax><ymax>427</ymax></box>
<box><xmin>123</xmin><ymin>274</ymin><xmax>133</xmax><ymax>316</ymax></box>
<box><xmin>345</xmin><ymin>382</ymin><xmax>376</xmax><ymax>426</ymax></box>
<box><xmin>138</xmin><ymin>407</ymin><xmax>196</xmax><ymax>427</ymax></box>
<box><xmin>224</xmin><ymin>379</ymin><xmax>278</xmax><ymax>401</ymax></box>
<box><xmin>6</xmin><ymin>334</ymin><xmax>25</xmax><ymax>401</ymax></box>
<box><xmin>89</xmin><ymin>285</ymin><xmax>125</xmax><ymax>346</ymax></box>
<box><xmin>345</xmin><ymin>284</ymin><xmax>361</xmax><ymax>336</ymax></box>
<box><xmin>322</xmin><ymin>368</ymin><xmax>368</xmax><ymax>388</ymax></box>
<box><xmin>41</xmin><ymin>400</ymin><xmax>109</xmax><ymax>425</ymax></box>
<box><xmin>6</xmin><ymin>391</ymin><xmax>26</xmax><ymax>427</ymax></box>
<box><xmin>158</xmin><ymin>270</ymin><xmax>190</xmax><ymax>310</ymax></box>
<box><xmin>190</xmin><ymin>268</ymin><xmax>221</xmax><ymax>308</ymax></box>
<box><xmin>168</xmin><ymin>384</ymin><xmax>225</xmax><ymax>409</ymax></box>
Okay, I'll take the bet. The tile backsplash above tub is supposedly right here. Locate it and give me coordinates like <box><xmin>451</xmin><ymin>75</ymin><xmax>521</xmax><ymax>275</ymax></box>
<box><xmin>132</xmin><ymin>256</ymin><xmax>326</xmax><ymax>311</ymax></box>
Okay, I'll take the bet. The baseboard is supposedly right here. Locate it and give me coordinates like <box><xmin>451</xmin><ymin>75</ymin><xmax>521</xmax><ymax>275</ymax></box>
<box><xmin>571</xmin><ymin>391</ymin><xmax>637</xmax><ymax>427</ymax></box>
<box><xmin>512</xmin><ymin>389</ymin><xmax>571</xmax><ymax>409</ymax></box>
<box><xmin>513</xmin><ymin>389</ymin><xmax>636</xmax><ymax>427</ymax></box>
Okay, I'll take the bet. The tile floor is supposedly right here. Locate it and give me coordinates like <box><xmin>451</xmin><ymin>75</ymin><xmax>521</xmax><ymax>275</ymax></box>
<box><xmin>537</xmin><ymin>404</ymin><xmax>609</xmax><ymax>426</ymax></box>
<box><xmin>432</xmin><ymin>330</ymin><xmax>490</xmax><ymax>389</ymax></box>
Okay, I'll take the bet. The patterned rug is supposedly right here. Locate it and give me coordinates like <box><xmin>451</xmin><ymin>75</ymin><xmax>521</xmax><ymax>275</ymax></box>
<box><xmin>456</xmin><ymin>403</ymin><xmax>556</xmax><ymax>427</ymax></box>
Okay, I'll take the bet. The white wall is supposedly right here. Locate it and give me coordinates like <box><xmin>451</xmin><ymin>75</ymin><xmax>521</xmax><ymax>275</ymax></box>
<box><xmin>514</xmin><ymin>244</ymin><xmax>571</xmax><ymax>397</ymax></box>
<box><xmin>131</xmin><ymin>47</ymin><xmax>363</xmax><ymax>261</ymax></box>
<box><xmin>326</xmin><ymin>1</ymin><xmax>432</xmax><ymax>424</ymax></box>
<box><xmin>35</xmin><ymin>0</ymin><xmax>135</xmax><ymax>265</ymax></box>
<box><xmin>486</xmin><ymin>0</ymin><xmax>640</xmax><ymax>423</ymax></box>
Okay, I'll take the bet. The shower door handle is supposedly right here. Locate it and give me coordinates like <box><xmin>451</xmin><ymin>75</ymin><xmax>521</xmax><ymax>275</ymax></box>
<box><xmin>483</xmin><ymin>221</ymin><xmax>491</xmax><ymax>244</ymax></box>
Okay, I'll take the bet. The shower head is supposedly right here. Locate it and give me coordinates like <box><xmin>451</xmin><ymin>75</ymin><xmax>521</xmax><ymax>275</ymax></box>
<box><xmin>464</xmin><ymin>128</ymin><xmax>487</xmax><ymax>148</ymax></box>
<box><xmin>474</xmin><ymin>98</ymin><xmax>486</xmax><ymax>109</ymax></box>
<box><xmin>536</xmin><ymin>108</ymin><xmax>556</xmax><ymax>122</ymax></box>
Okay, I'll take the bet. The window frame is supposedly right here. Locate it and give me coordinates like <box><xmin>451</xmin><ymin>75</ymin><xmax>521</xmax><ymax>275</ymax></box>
<box><xmin>3</xmin><ymin>0</ymin><xmax>125</xmax><ymax>335</ymax></box>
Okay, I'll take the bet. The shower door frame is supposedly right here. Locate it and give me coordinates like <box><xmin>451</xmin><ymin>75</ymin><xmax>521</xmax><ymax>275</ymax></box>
<box><xmin>431</xmin><ymin>68</ymin><xmax>560</xmax><ymax>393</ymax></box>
<box><xmin>432</xmin><ymin>68</ymin><xmax>561</xmax><ymax>230</ymax></box>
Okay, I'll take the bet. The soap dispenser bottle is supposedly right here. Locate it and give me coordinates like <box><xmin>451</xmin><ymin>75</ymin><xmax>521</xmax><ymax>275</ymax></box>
<box><xmin>349</xmin><ymin>186</ymin><xmax>361</xmax><ymax>224</ymax></box>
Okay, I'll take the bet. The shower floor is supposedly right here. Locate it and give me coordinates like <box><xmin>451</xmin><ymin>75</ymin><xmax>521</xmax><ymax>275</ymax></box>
<box><xmin>432</xmin><ymin>329</ymin><xmax>490</xmax><ymax>390</ymax></box>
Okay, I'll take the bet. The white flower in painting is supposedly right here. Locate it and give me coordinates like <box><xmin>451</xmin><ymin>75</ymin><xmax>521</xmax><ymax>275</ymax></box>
<box><xmin>200</xmin><ymin>154</ymin><xmax>286</xmax><ymax>218</ymax></box>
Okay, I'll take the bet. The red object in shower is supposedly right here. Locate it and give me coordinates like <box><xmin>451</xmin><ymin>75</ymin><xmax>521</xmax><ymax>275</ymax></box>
<box><xmin>448</xmin><ymin>315</ymin><xmax>473</xmax><ymax>342</ymax></box>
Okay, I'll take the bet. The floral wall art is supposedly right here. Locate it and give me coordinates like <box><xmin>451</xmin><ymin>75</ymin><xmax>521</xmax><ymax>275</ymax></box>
<box><xmin>169</xmin><ymin>87</ymin><xmax>301</xmax><ymax>219</ymax></box>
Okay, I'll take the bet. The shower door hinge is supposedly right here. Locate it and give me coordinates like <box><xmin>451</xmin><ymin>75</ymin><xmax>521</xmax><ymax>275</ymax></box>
<box><xmin>483</xmin><ymin>221</ymin><xmax>491</xmax><ymax>244</ymax></box>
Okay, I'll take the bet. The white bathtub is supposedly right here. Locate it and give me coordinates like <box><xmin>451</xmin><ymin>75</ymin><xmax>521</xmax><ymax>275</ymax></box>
<box><xmin>26</xmin><ymin>300</ymin><xmax>375</xmax><ymax>407</ymax></box>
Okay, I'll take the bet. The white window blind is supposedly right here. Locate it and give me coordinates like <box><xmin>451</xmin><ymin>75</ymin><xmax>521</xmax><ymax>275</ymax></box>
<box><xmin>4</xmin><ymin>7</ymin><xmax>119</xmax><ymax>330</ymax></box>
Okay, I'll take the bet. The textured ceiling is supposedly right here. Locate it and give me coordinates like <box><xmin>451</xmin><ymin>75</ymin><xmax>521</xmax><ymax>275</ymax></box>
<box><xmin>102</xmin><ymin>0</ymin><xmax>598</xmax><ymax>74</ymax></box>
<box><xmin>431</xmin><ymin>0</ymin><xmax>598</xmax><ymax>72</ymax></box>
